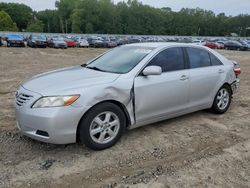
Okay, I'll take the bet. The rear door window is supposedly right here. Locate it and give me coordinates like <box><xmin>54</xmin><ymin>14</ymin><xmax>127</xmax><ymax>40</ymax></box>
<box><xmin>187</xmin><ymin>47</ymin><xmax>211</xmax><ymax>69</ymax></box>
<box><xmin>209</xmin><ymin>53</ymin><xmax>223</xmax><ymax>66</ymax></box>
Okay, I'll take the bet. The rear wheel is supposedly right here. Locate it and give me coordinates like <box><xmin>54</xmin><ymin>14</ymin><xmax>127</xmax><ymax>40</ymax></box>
<box><xmin>78</xmin><ymin>102</ymin><xmax>126</xmax><ymax>150</ymax></box>
<box><xmin>211</xmin><ymin>85</ymin><xmax>232</xmax><ymax>114</ymax></box>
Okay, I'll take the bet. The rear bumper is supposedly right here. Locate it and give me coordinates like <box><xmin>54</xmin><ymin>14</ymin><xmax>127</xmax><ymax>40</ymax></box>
<box><xmin>231</xmin><ymin>78</ymin><xmax>240</xmax><ymax>94</ymax></box>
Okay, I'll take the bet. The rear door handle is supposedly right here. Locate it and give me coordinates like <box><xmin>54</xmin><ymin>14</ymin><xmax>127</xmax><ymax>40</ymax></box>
<box><xmin>218</xmin><ymin>69</ymin><xmax>224</xmax><ymax>73</ymax></box>
<box><xmin>180</xmin><ymin>75</ymin><xmax>189</xmax><ymax>81</ymax></box>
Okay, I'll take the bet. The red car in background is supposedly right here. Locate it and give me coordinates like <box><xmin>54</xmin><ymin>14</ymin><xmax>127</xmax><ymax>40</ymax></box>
<box><xmin>64</xmin><ymin>39</ymin><xmax>76</xmax><ymax>47</ymax></box>
<box><xmin>204</xmin><ymin>41</ymin><xmax>224</xmax><ymax>49</ymax></box>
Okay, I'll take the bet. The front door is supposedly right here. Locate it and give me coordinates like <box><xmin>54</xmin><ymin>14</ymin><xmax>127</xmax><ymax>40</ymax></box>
<box><xmin>134</xmin><ymin>47</ymin><xmax>189</xmax><ymax>123</ymax></box>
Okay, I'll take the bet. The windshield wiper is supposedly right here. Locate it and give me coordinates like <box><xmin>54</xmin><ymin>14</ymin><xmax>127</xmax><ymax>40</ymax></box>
<box><xmin>85</xmin><ymin>65</ymin><xmax>107</xmax><ymax>72</ymax></box>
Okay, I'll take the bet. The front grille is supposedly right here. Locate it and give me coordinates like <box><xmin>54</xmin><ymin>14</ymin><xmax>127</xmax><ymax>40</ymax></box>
<box><xmin>16</xmin><ymin>93</ymin><xmax>33</xmax><ymax>106</ymax></box>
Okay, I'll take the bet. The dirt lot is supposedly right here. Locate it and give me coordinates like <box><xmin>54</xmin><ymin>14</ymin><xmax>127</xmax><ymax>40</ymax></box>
<box><xmin>0</xmin><ymin>47</ymin><xmax>249</xmax><ymax>188</ymax></box>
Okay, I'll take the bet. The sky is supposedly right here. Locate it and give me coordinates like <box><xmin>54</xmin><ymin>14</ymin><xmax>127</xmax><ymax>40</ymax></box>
<box><xmin>0</xmin><ymin>0</ymin><xmax>249</xmax><ymax>16</ymax></box>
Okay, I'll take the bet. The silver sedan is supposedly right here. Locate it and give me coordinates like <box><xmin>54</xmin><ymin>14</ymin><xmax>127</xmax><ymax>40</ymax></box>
<box><xmin>15</xmin><ymin>43</ymin><xmax>240</xmax><ymax>150</ymax></box>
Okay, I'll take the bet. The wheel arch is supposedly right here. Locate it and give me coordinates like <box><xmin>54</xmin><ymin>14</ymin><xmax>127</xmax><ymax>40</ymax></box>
<box><xmin>76</xmin><ymin>100</ymin><xmax>131</xmax><ymax>142</ymax></box>
<box><xmin>222</xmin><ymin>82</ymin><xmax>233</xmax><ymax>95</ymax></box>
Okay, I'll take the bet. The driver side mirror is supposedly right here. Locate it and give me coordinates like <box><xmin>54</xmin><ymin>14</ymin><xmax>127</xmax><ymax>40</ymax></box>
<box><xmin>142</xmin><ymin>66</ymin><xmax>162</xmax><ymax>76</ymax></box>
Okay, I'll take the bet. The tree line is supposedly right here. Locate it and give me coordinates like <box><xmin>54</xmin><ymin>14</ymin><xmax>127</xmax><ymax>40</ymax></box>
<box><xmin>0</xmin><ymin>0</ymin><xmax>250</xmax><ymax>36</ymax></box>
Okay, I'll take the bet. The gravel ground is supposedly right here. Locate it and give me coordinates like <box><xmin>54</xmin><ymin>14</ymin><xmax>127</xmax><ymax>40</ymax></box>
<box><xmin>0</xmin><ymin>47</ymin><xmax>249</xmax><ymax>188</ymax></box>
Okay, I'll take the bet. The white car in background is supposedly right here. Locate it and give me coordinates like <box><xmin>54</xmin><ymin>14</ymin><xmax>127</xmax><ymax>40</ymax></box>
<box><xmin>78</xmin><ymin>39</ymin><xmax>89</xmax><ymax>47</ymax></box>
<box><xmin>193</xmin><ymin>40</ymin><xmax>205</xmax><ymax>46</ymax></box>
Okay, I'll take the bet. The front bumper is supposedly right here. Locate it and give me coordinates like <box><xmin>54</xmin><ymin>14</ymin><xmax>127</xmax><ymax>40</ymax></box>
<box><xmin>9</xmin><ymin>41</ymin><xmax>25</xmax><ymax>47</ymax></box>
<box><xmin>35</xmin><ymin>41</ymin><xmax>47</xmax><ymax>47</ymax></box>
<box><xmin>54</xmin><ymin>43</ymin><xmax>67</xmax><ymax>48</ymax></box>
<box><xmin>15</xmin><ymin>87</ymin><xmax>86</xmax><ymax>144</ymax></box>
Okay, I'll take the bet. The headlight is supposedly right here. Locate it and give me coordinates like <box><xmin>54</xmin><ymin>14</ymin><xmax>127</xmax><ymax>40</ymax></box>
<box><xmin>32</xmin><ymin>95</ymin><xmax>80</xmax><ymax>108</ymax></box>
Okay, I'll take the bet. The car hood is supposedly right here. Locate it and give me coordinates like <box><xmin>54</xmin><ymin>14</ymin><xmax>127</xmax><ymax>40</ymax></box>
<box><xmin>22</xmin><ymin>66</ymin><xmax>120</xmax><ymax>95</ymax></box>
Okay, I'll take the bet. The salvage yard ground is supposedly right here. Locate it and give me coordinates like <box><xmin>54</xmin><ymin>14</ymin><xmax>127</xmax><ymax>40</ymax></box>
<box><xmin>0</xmin><ymin>47</ymin><xmax>250</xmax><ymax>188</ymax></box>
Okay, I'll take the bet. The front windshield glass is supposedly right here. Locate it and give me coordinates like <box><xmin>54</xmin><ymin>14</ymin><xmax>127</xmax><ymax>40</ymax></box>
<box><xmin>86</xmin><ymin>46</ymin><xmax>154</xmax><ymax>74</ymax></box>
<box><xmin>54</xmin><ymin>37</ymin><xmax>64</xmax><ymax>42</ymax></box>
<box><xmin>33</xmin><ymin>35</ymin><xmax>46</xmax><ymax>40</ymax></box>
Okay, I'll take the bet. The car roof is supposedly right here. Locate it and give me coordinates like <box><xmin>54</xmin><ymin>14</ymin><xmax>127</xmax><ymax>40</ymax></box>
<box><xmin>125</xmin><ymin>42</ymin><xmax>208</xmax><ymax>49</ymax></box>
<box><xmin>125</xmin><ymin>42</ymin><xmax>229</xmax><ymax>65</ymax></box>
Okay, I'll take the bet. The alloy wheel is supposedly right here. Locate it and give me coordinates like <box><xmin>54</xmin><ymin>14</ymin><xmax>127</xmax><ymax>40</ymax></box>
<box><xmin>89</xmin><ymin>111</ymin><xmax>120</xmax><ymax>144</ymax></box>
<box><xmin>216</xmin><ymin>88</ymin><xmax>230</xmax><ymax>110</ymax></box>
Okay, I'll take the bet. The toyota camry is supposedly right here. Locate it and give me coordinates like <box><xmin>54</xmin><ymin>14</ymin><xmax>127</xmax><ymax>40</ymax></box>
<box><xmin>15</xmin><ymin>43</ymin><xmax>240</xmax><ymax>150</ymax></box>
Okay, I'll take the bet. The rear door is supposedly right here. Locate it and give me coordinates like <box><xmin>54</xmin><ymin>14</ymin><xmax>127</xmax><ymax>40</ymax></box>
<box><xmin>134</xmin><ymin>47</ymin><xmax>190</xmax><ymax>123</ymax></box>
<box><xmin>186</xmin><ymin>47</ymin><xmax>224</xmax><ymax>108</ymax></box>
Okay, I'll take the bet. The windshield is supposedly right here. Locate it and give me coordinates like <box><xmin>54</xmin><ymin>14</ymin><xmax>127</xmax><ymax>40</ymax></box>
<box><xmin>54</xmin><ymin>38</ymin><xmax>64</xmax><ymax>42</ymax></box>
<box><xmin>86</xmin><ymin>46</ymin><xmax>154</xmax><ymax>74</ymax></box>
<box><xmin>8</xmin><ymin>34</ymin><xmax>22</xmax><ymax>39</ymax></box>
<box><xmin>32</xmin><ymin>35</ymin><xmax>46</xmax><ymax>40</ymax></box>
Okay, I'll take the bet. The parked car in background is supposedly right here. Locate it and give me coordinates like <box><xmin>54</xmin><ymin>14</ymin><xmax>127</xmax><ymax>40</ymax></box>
<box><xmin>128</xmin><ymin>37</ymin><xmax>141</xmax><ymax>44</ymax></box>
<box><xmin>0</xmin><ymin>36</ymin><xmax>2</xmax><ymax>46</ymax></box>
<box><xmin>204</xmin><ymin>41</ymin><xmax>218</xmax><ymax>49</ymax></box>
<box><xmin>65</xmin><ymin>38</ymin><xmax>76</xmax><ymax>47</ymax></box>
<box><xmin>27</xmin><ymin>35</ymin><xmax>47</xmax><ymax>48</ymax></box>
<box><xmin>238</xmin><ymin>40</ymin><xmax>249</xmax><ymax>50</ymax></box>
<box><xmin>88</xmin><ymin>37</ymin><xmax>106</xmax><ymax>48</ymax></box>
<box><xmin>103</xmin><ymin>38</ymin><xmax>117</xmax><ymax>48</ymax></box>
<box><xmin>217</xmin><ymin>41</ymin><xmax>226</xmax><ymax>49</ymax></box>
<box><xmin>117</xmin><ymin>38</ymin><xmax>128</xmax><ymax>46</ymax></box>
<box><xmin>48</xmin><ymin>37</ymin><xmax>67</xmax><ymax>49</ymax></box>
<box><xmin>15</xmin><ymin>43</ymin><xmax>240</xmax><ymax>150</ymax></box>
<box><xmin>204</xmin><ymin>41</ymin><xmax>224</xmax><ymax>49</ymax></box>
<box><xmin>192</xmin><ymin>40</ymin><xmax>205</xmax><ymax>46</ymax></box>
<box><xmin>78</xmin><ymin>38</ymin><xmax>89</xmax><ymax>47</ymax></box>
<box><xmin>246</xmin><ymin>40</ymin><xmax>250</xmax><ymax>50</ymax></box>
<box><xmin>6</xmin><ymin>34</ymin><xmax>25</xmax><ymax>47</ymax></box>
<box><xmin>224</xmin><ymin>41</ymin><xmax>248</xmax><ymax>51</ymax></box>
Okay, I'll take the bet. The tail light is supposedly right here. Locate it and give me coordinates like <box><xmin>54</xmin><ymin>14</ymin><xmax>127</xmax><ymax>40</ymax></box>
<box><xmin>234</xmin><ymin>68</ymin><xmax>241</xmax><ymax>76</ymax></box>
<box><xmin>233</xmin><ymin>61</ymin><xmax>241</xmax><ymax>77</ymax></box>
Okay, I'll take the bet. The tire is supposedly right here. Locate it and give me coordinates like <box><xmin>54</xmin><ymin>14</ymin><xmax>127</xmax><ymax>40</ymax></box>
<box><xmin>211</xmin><ymin>85</ymin><xmax>232</xmax><ymax>114</ymax></box>
<box><xmin>78</xmin><ymin>102</ymin><xmax>126</xmax><ymax>150</ymax></box>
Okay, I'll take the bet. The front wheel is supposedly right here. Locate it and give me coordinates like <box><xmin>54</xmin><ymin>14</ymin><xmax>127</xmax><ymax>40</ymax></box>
<box><xmin>78</xmin><ymin>103</ymin><xmax>126</xmax><ymax>150</ymax></box>
<box><xmin>211</xmin><ymin>85</ymin><xmax>232</xmax><ymax>114</ymax></box>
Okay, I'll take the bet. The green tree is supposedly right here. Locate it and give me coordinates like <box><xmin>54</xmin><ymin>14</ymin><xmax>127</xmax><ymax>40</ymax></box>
<box><xmin>0</xmin><ymin>2</ymin><xmax>33</xmax><ymax>31</ymax></box>
<box><xmin>55</xmin><ymin>0</ymin><xmax>78</xmax><ymax>33</ymax></box>
<box><xmin>0</xmin><ymin>10</ymin><xmax>18</xmax><ymax>31</ymax></box>
<box><xmin>36</xmin><ymin>10</ymin><xmax>60</xmax><ymax>33</ymax></box>
<box><xmin>85</xmin><ymin>22</ymin><xmax>94</xmax><ymax>33</ymax></box>
<box><xmin>26</xmin><ymin>20</ymin><xmax>44</xmax><ymax>32</ymax></box>
<box><xmin>70</xmin><ymin>9</ymin><xmax>82</xmax><ymax>33</ymax></box>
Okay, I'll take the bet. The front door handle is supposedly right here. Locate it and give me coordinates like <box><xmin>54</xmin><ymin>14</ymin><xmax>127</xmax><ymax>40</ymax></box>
<box><xmin>218</xmin><ymin>69</ymin><xmax>224</xmax><ymax>73</ymax></box>
<box><xmin>180</xmin><ymin>75</ymin><xmax>189</xmax><ymax>81</ymax></box>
